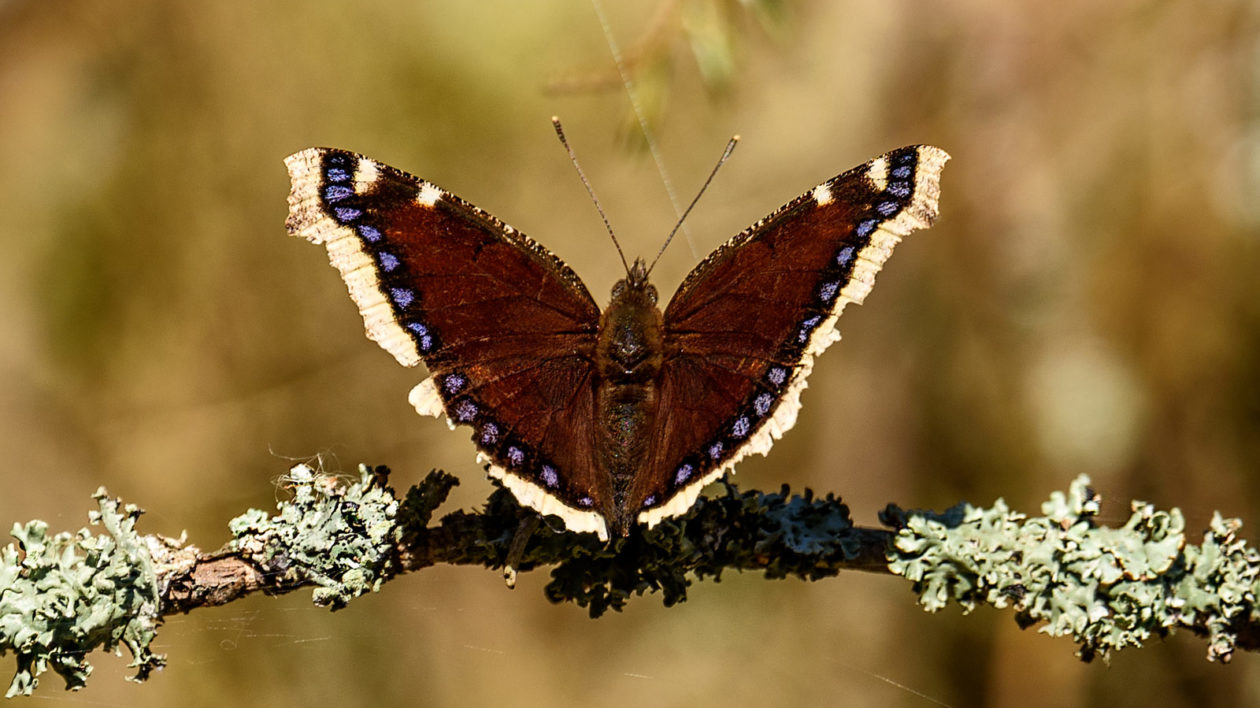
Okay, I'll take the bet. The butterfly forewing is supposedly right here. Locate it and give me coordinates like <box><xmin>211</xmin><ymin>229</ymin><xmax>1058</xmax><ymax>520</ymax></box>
<box><xmin>637</xmin><ymin>145</ymin><xmax>950</xmax><ymax>525</ymax></box>
<box><xmin>286</xmin><ymin>148</ymin><xmax>611</xmax><ymax>537</ymax></box>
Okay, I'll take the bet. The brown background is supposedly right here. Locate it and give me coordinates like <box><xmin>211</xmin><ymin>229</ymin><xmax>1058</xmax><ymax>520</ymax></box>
<box><xmin>1</xmin><ymin>0</ymin><xmax>1258</xmax><ymax>705</ymax></box>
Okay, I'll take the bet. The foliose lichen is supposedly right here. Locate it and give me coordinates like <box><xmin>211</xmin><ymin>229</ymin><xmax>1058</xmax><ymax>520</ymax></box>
<box><xmin>228</xmin><ymin>464</ymin><xmax>402</xmax><ymax>609</ymax></box>
<box><xmin>887</xmin><ymin>475</ymin><xmax>1260</xmax><ymax>662</ymax></box>
<box><xmin>542</xmin><ymin>482</ymin><xmax>862</xmax><ymax>616</ymax></box>
<box><xmin>0</xmin><ymin>491</ymin><xmax>163</xmax><ymax>696</ymax></box>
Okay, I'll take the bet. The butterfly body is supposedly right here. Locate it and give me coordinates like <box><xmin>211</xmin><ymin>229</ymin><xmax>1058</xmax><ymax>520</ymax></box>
<box><xmin>285</xmin><ymin>143</ymin><xmax>949</xmax><ymax>541</ymax></box>
<box><xmin>592</xmin><ymin>259</ymin><xmax>665</xmax><ymax>534</ymax></box>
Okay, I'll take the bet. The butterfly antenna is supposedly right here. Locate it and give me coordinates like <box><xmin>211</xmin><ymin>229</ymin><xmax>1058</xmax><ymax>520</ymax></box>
<box><xmin>589</xmin><ymin>0</ymin><xmax>698</xmax><ymax>259</ymax></box>
<box><xmin>552</xmin><ymin>116</ymin><xmax>632</xmax><ymax>276</ymax></box>
<box><xmin>646</xmin><ymin>135</ymin><xmax>739</xmax><ymax>276</ymax></box>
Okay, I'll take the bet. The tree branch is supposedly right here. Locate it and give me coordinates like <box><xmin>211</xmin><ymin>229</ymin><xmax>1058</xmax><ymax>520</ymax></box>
<box><xmin>1</xmin><ymin>465</ymin><xmax>1257</xmax><ymax>696</ymax></box>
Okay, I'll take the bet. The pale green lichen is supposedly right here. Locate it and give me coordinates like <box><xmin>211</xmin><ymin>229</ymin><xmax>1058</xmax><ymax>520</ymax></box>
<box><xmin>888</xmin><ymin>475</ymin><xmax>1260</xmax><ymax>662</ymax></box>
<box><xmin>0</xmin><ymin>491</ymin><xmax>163</xmax><ymax>697</ymax></box>
<box><xmin>228</xmin><ymin>464</ymin><xmax>402</xmax><ymax>609</ymax></box>
<box><xmin>6</xmin><ymin>468</ymin><xmax>1257</xmax><ymax>696</ymax></box>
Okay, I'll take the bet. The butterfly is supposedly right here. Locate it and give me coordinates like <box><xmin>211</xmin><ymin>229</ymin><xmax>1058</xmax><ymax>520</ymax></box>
<box><xmin>285</xmin><ymin>142</ymin><xmax>948</xmax><ymax>541</ymax></box>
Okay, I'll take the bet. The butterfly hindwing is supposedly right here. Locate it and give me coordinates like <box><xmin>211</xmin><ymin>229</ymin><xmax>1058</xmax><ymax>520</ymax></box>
<box><xmin>285</xmin><ymin>148</ymin><xmax>612</xmax><ymax>537</ymax></box>
<box><xmin>637</xmin><ymin>145</ymin><xmax>950</xmax><ymax>525</ymax></box>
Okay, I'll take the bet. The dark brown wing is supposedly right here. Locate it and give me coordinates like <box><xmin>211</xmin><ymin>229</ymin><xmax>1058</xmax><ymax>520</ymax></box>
<box><xmin>285</xmin><ymin>148</ymin><xmax>611</xmax><ymax>538</ymax></box>
<box><xmin>636</xmin><ymin>145</ymin><xmax>950</xmax><ymax>526</ymax></box>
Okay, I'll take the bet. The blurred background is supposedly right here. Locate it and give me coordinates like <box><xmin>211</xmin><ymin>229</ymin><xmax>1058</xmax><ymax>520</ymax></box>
<box><xmin>1</xmin><ymin>0</ymin><xmax>1258</xmax><ymax>705</ymax></box>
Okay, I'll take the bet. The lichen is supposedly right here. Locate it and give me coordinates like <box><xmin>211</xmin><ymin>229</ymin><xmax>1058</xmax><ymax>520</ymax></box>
<box><xmin>0</xmin><ymin>491</ymin><xmax>163</xmax><ymax>697</ymax></box>
<box><xmin>228</xmin><ymin>464</ymin><xmax>402</xmax><ymax>609</ymax></box>
<box><xmin>541</xmin><ymin>483</ymin><xmax>863</xmax><ymax>616</ymax></box>
<box><xmin>887</xmin><ymin>475</ymin><xmax>1260</xmax><ymax>662</ymax></box>
<box><xmin>6</xmin><ymin>467</ymin><xmax>1257</xmax><ymax>697</ymax></box>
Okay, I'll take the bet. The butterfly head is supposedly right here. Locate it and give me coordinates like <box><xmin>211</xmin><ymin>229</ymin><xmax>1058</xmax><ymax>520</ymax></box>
<box><xmin>612</xmin><ymin>257</ymin><xmax>657</xmax><ymax>303</ymax></box>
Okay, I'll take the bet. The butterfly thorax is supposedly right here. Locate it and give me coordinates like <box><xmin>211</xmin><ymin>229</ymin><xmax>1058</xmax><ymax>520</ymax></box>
<box><xmin>597</xmin><ymin>263</ymin><xmax>661</xmax><ymax>382</ymax></box>
<box><xmin>594</xmin><ymin>263</ymin><xmax>663</xmax><ymax>533</ymax></box>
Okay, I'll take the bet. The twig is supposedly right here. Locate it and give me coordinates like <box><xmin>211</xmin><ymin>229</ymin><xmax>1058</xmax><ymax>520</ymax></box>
<box><xmin>1</xmin><ymin>467</ymin><xmax>1257</xmax><ymax>697</ymax></box>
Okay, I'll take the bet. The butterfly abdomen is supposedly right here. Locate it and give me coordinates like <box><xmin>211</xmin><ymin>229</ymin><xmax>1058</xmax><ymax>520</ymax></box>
<box><xmin>594</xmin><ymin>273</ymin><xmax>666</xmax><ymax>533</ymax></box>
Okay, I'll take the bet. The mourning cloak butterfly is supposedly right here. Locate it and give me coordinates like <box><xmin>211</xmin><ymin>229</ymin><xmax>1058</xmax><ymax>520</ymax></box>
<box><xmin>285</xmin><ymin>143</ymin><xmax>949</xmax><ymax>540</ymax></box>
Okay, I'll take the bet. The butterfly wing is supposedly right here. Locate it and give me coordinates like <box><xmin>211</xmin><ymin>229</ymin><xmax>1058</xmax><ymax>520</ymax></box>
<box><xmin>285</xmin><ymin>148</ymin><xmax>612</xmax><ymax>538</ymax></box>
<box><xmin>636</xmin><ymin>145</ymin><xmax>950</xmax><ymax>526</ymax></box>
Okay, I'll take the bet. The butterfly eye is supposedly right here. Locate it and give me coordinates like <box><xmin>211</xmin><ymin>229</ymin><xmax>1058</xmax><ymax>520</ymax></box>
<box><xmin>645</xmin><ymin>285</ymin><xmax>658</xmax><ymax>304</ymax></box>
<box><xmin>611</xmin><ymin>280</ymin><xmax>627</xmax><ymax>298</ymax></box>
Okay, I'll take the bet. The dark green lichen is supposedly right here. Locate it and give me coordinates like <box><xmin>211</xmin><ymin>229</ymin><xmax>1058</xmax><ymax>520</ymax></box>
<box><xmin>442</xmin><ymin>482</ymin><xmax>866</xmax><ymax>618</ymax></box>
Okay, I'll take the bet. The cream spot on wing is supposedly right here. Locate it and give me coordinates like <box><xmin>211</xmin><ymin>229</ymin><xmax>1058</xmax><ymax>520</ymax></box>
<box><xmin>867</xmin><ymin>156</ymin><xmax>889</xmax><ymax>191</ymax></box>
<box><xmin>812</xmin><ymin>183</ymin><xmax>833</xmax><ymax>206</ymax></box>
<box><xmin>354</xmin><ymin>159</ymin><xmax>379</xmax><ymax>194</ymax></box>
<box><xmin>416</xmin><ymin>182</ymin><xmax>443</xmax><ymax>207</ymax></box>
<box><xmin>408</xmin><ymin>378</ymin><xmax>446</xmax><ymax>419</ymax></box>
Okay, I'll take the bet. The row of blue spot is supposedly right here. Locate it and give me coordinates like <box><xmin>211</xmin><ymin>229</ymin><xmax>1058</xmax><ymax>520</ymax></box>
<box><xmin>436</xmin><ymin>371</ymin><xmax>588</xmax><ymax>506</ymax></box>
<box><xmin>318</xmin><ymin>152</ymin><xmax>438</xmax><ymax>355</ymax></box>
<box><xmin>665</xmin><ymin>148</ymin><xmax>921</xmax><ymax>503</ymax></box>
<box><xmin>789</xmin><ymin>147</ymin><xmax>919</xmax><ymax>357</ymax></box>
<box><xmin>668</xmin><ymin>361</ymin><xmax>793</xmax><ymax>497</ymax></box>
<box><xmin>319</xmin><ymin>153</ymin><xmax>590</xmax><ymax>509</ymax></box>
